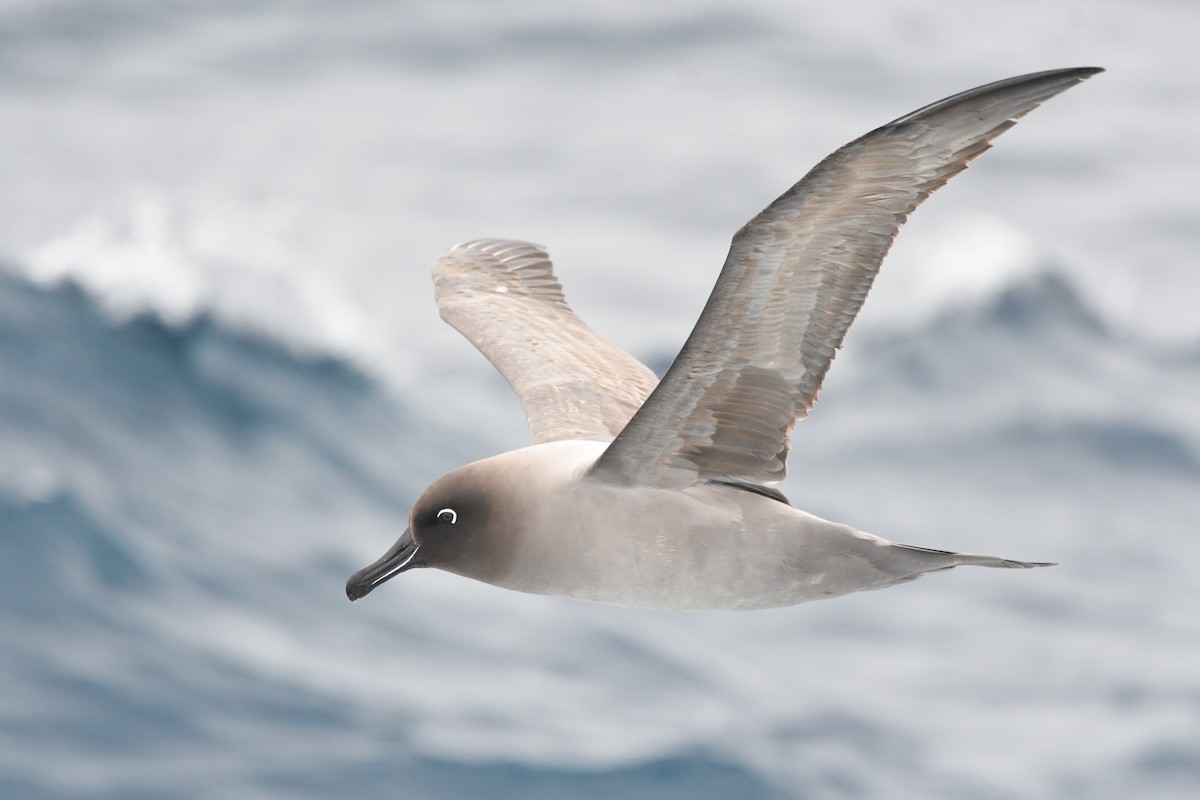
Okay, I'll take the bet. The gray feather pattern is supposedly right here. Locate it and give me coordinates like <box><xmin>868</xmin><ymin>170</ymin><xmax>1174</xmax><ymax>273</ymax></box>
<box><xmin>591</xmin><ymin>67</ymin><xmax>1102</xmax><ymax>489</ymax></box>
<box><xmin>434</xmin><ymin>239</ymin><xmax>661</xmax><ymax>444</ymax></box>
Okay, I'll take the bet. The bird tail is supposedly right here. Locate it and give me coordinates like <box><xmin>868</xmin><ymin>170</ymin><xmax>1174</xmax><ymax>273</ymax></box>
<box><xmin>894</xmin><ymin>543</ymin><xmax>1056</xmax><ymax>570</ymax></box>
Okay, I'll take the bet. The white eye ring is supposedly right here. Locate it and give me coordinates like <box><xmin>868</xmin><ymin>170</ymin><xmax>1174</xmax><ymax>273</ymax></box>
<box><xmin>437</xmin><ymin>508</ymin><xmax>457</xmax><ymax>525</ymax></box>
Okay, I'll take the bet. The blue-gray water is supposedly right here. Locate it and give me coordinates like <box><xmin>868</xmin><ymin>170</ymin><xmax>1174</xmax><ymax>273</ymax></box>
<box><xmin>2</xmin><ymin>2</ymin><xmax>1199</xmax><ymax>798</ymax></box>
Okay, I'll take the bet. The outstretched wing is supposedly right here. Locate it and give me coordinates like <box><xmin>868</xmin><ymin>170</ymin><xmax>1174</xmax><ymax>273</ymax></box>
<box><xmin>592</xmin><ymin>67</ymin><xmax>1102</xmax><ymax>489</ymax></box>
<box><xmin>434</xmin><ymin>239</ymin><xmax>661</xmax><ymax>444</ymax></box>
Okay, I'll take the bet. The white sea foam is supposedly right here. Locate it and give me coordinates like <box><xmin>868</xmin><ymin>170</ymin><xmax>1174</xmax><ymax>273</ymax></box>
<box><xmin>860</xmin><ymin>207</ymin><xmax>1045</xmax><ymax>331</ymax></box>
<box><xmin>23</xmin><ymin>188</ymin><xmax>374</xmax><ymax>364</ymax></box>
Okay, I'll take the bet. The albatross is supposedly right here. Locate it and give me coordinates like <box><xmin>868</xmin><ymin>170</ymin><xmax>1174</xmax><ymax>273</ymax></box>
<box><xmin>347</xmin><ymin>67</ymin><xmax>1101</xmax><ymax>611</ymax></box>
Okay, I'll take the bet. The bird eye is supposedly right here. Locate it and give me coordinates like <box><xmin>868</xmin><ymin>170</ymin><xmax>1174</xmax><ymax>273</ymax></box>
<box><xmin>437</xmin><ymin>508</ymin><xmax>457</xmax><ymax>525</ymax></box>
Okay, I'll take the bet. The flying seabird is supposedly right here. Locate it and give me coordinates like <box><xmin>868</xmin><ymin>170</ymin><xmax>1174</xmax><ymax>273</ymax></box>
<box><xmin>347</xmin><ymin>67</ymin><xmax>1101</xmax><ymax>611</ymax></box>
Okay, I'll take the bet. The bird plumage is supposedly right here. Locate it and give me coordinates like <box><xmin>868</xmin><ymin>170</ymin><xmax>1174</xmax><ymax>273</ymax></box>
<box><xmin>346</xmin><ymin>67</ymin><xmax>1100</xmax><ymax>610</ymax></box>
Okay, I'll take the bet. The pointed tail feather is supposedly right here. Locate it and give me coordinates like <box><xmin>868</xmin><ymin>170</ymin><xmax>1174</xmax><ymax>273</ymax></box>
<box><xmin>895</xmin><ymin>543</ymin><xmax>1056</xmax><ymax>570</ymax></box>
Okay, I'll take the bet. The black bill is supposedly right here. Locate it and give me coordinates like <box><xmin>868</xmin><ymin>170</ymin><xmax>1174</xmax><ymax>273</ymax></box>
<box><xmin>345</xmin><ymin>528</ymin><xmax>421</xmax><ymax>602</ymax></box>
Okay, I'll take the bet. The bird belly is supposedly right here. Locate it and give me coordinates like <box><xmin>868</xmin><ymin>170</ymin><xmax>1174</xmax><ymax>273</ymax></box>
<box><xmin>496</xmin><ymin>481</ymin><xmax>915</xmax><ymax>611</ymax></box>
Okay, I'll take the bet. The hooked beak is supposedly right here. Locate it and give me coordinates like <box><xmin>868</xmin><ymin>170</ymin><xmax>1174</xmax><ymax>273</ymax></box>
<box><xmin>346</xmin><ymin>528</ymin><xmax>421</xmax><ymax>602</ymax></box>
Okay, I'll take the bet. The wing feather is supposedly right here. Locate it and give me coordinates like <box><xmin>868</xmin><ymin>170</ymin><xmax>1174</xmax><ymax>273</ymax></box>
<box><xmin>434</xmin><ymin>239</ymin><xmax>660</xmax><ymax>444</ymax></box>
<box><xmin>591</xmin><ymin>67</ymin><xmax>1102</xmax><ymax>488</ymax></box>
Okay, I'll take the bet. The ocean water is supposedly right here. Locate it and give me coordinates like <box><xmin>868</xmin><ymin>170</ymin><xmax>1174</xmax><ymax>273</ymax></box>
<box><xmin>2</xmin><ymin>2</ymin><xmax>1199</xmax><ymax>798</ymax></box>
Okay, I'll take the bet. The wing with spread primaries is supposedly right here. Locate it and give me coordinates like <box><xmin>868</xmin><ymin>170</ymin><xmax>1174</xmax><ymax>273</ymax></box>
<box><xmin>591</xmin><ymin>67</ymin><xmax>1102</xmax><ymax>489</ymax></box>
<box><xmin>434</xmin><ymin>239</ymin><xmax>661</xmax><ymax>444</ymax></box>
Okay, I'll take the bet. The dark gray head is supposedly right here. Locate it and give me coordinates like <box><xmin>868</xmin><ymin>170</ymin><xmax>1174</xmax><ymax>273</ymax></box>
<box><xmin>345</xmin><ymin>464</ymin><xmax>512</xmax><ymax>601</ymax></box>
